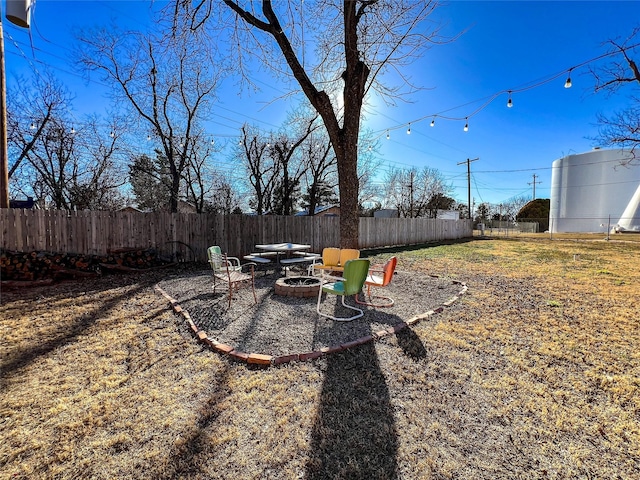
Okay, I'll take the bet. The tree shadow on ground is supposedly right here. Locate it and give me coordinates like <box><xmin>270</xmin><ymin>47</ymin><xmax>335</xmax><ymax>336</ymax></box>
<box><xmin>395</xmin><ymin>326</ymin><xmax>428</xmax><ymax>360</ymax></box>
<box><xmin>306</xmin><ymin>341</ymin><xmax>398</xmax><ymax>479</ymax></box>
<box><xmin>159</xmin><ymin>367</ymin><xmax>231</xmax><ymax>479</ymax></box>
<box><xmin>1</xmin><ymin>280</ymin><xmax>153</xmax><ymax>384</ymax></box>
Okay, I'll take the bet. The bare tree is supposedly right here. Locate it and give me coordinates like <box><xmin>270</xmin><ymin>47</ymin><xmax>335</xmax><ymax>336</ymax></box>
<box><xmin>270</xmin><ymin>113</ymin><xmax>319</xmax><ymax>215</ymax></box>
<box><xmin>357</xmin><ymin>128</ymin><xmax>383</xmax><ymax>210</ymax></box>
<box><xmin>206</xmin><ymin>175</ymin><xmax>242</xmax><ymax>214</ymax></box>
<box><xmin>182</xmin><ymin>134</ymin><xmax>223</xmax><ymax>213</ymax></box>
<box><xmin>384</xmin><ymin>166</ymin><xmax>452</xmax><ymax>218</ymax></box>
<box><xmin>495</xmin><ymin>195</ymin><xmax>530</xmax><ymax>223</ymax></box>
<box><xmin>269</xmin><ymin>137</ymin><xmax>304</xmax><ymax>215</ymax></box>
<box><xmin>76</xmin><ymin>21</ymin><xmax>224</xmax><ymax>212</ymax></box>
<box><xmin>590</xmin><ymin>27</ymin><xmax>640</xmax><ymax>160</ymax></box>
<box><xmin>7</xmin><ymin>72</ymin><xmax>72</xmax><ymax>181</ymax></box>
<box><xmin>18</xmin><ymin>115</ymin><xmax>125</xmax><ymax>210</ymax></box>
<box><xmin>237</xmin><ymin>124</ymin><xmax>278</xmax><ymax>214</ymax></box>
<box><xmin>171</xmin><ymin>0</ymin><xmax>444</xmax><ymax>247</ymax></box>
<box><xmin>66</xmin><ymin>117</ymin><xmax>128</xmax><ymax>210</ymax></box>
<box><xmin>302</xmin><ymin>137</ymin><xmax>338</xmax><ymax>216</ymax></box>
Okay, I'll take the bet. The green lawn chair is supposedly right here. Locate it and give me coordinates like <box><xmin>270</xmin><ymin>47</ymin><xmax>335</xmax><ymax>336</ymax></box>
<box><xmin>316</xmin><ymin>258</ymin><xmax>370</xmax><ymax>321</ymax></box>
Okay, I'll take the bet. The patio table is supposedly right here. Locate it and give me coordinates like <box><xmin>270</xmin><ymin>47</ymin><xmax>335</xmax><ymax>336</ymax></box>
<box><xmin>254</xmin><ymin>243</ymin><xmax>315</xmax><ymax>274</ymax></box>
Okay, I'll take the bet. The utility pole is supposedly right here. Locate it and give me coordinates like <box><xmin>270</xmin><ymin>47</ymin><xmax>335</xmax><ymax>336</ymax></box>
<box><xmin>528</xmin><ymin>173</ymin><xmax>542</xmax><ymax>200</ymax></box>
<box><xmin>402</xmin><ymin>170</ymin><xmax>415</xmax><ymax>218</ymax></box>
<box><xmin>457</xmin><ymin>157</ymin><xmax>479</xmax><ymax>219</ymax></box>
<box><xmin>409</xmin><ymin>170</ymin><xmax>414</xmax><ymax>218</ymax></box>
<box><xmin>0</xmin><ymin>18</ymin><xmax>8</xmax><ymax>207</ymax></box>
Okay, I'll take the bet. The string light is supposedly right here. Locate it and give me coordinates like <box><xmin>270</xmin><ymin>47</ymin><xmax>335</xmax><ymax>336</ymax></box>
<box><xmin>564</xmin><ymin>69</ymin><xmax>573</xmax><ymax>88</ymax></box>
<box><xmin>109</xmin><ymin>131</ymin><xmax>115</xmax><ymax>138</ymax></box>
<box><xmin>463</xmin><ymin>118</ymin><xmax>469</xmax><ymax>132</ymax></box>
<box><xmin>210</xmin><ymin>138</ymin><xmax>215</xmax><ymax>145</ymax></box>
<box><xmin>147</xmin><ymin>134</ymin><xmax>151</xmax><ymax>141</ymax></box>
<box><xmin>372</xmin><ymin>43</ymin><xmax>640</xmax><ymax>141</ymax></box>
<box><xmin>406</xmin><ymin>123</ymin><xmax>411</xmax><ymax>135</ymax></box>
<box><xmin>30</xmin><ymin>122</ymin><xmax>35</xmax><ymax>130</ymax></box>
<box><xmin>70</xmin><ymin>126</ymin><xmax>76</xmax><ymax>134</ymax></box>
<box><xmin>386</xmin><ymin>130</ymin><xmax>390</xmax><ymax>140</ymax></box>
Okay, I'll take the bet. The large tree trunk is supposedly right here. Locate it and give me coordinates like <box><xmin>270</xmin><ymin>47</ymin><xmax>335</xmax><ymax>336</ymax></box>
<box><xmin>335</xmin><ymin>141</ymin><xmax>359</xmax><ymax>249</ymax></box>
<box><xmin>221</xmin><ymin>0</ymin><xmax>369</xmax><ymax>248</ymax></box>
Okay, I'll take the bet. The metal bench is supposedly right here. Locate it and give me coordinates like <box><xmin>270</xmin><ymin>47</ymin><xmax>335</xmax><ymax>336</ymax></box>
<box><xmin>280</xmin><ymin>253</ymin><xmax>321</xmax><ymax>276</ymax></box>
<box><xmin>242</xmin><ymin>254</ymin><xmax>271</xmax><ymax>264</ymax></box>
<box><xmin>280</xmin><ymin>253</ymin><xmax>321</xmax><ymax>265</ymax></box>
<box><xmin>243</xmin><ymin>254</ymin><xmax>272</xmax><ymax>264</ymax></box>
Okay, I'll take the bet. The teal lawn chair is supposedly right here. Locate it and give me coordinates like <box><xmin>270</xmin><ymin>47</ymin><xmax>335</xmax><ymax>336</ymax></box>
<box><xmin>316</xmin><ymin>258</ymin><xmax>370</xmax><ymax>322</ymax></box>
<box><xmin>207</xmin><ymin>246</ymin><xmax>256</xmax><ymax>308</ymax></box>
<box><xmin>207</xmin><ymin>246</ymin><xmax>242</xmax><ymax>274</ymax></box>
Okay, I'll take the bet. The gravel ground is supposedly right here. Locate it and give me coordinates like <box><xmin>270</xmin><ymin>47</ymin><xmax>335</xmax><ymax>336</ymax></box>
<box><xmin>156</xmin><ymin>266</ymin><xmax>464</xmax><ymax>357</ymax></box>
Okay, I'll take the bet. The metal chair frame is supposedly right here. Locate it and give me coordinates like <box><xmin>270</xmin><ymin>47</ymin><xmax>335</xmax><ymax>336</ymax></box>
<box><xmin>208</xmin><ymin>247</ymin><xmax>256</xmax><ymax>308</ymax></box>
<box><xmin>316</xmin><ymin>258</ymin><xmax>370</xmax><ymax>322</ymax></box>
<box><xmin>355</xmin><ymin>256</ymin><xmax>397</xmax><ymax>307</ymax></box>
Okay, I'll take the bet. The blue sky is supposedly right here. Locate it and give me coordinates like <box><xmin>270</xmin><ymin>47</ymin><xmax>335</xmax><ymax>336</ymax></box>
<box><xmin>5</xmin><ymin>1</ymin><xmax>640</xmax><ymax>207</ymax></box>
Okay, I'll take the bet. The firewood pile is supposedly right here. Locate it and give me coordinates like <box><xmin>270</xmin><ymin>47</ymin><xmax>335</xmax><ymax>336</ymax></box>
<box><xmin>0</xmin><ymin>248</ymin><xmax>175</xmax><ymax>282</ymax></box>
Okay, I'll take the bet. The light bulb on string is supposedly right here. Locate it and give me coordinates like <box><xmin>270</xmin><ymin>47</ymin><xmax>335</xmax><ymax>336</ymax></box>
<box><xmin>30</xmin><ymin>122</ymin><xmax>36</xmax><ymax>130</ymax></box>
<box><xmin>406</xmin><ymin>123</ymin><xmax>411</xmax><ymax>135</ymax></box>
<box><xmin>564</xmin><ymin>69</ymin><xmax>573</xmax><ymax>88</ymax></box>
<box><xmin>507</xmin><ymin>91</ymin><xmax>513</xmax><ymax>108</ymax></box>
<box><xmin>386</xmin><ymin>130</ymin><xmax>390</xmax><ymax>140</ymax></box>
<box><xmin>109</xmin><ymin>130</ymin><xmax>115</xmax><ymax>138</ymax></box>
<box><xmin>463</xmin><ymin>118</ymin><xmax>469</xmax><ymax>132</ymax></box>
<box><xmin>210</xmin><ymin>138</ymin><xmax>215</xmax><ymax>145</ymax></box>
<box><xmin>70</xmin><ymin>126</ymin><xmax>76</xmax><ymax>134</ymax></box>
<box><xmin>147</xmin><ymin>134</ymin><xmax>151</xmax><ymax>141</ymax></box>
<box><xmin>430</xmin><ymin>118</ymin><xmax>435</xmax><ymax>127</ymax></box>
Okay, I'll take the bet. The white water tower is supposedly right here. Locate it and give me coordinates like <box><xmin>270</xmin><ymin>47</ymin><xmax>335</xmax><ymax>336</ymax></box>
<box><xmin>6</xmin><ymin>0</ymin><xmax>32</xmax><ymax>28</ymax></box>
<box><xmin>549</xmin><ymin>149</ymin><xmax>640</xmax><ymax>233</ymax></box>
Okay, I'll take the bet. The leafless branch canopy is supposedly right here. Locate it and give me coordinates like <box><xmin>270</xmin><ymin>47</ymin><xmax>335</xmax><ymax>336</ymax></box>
<box><xmin>590</xmin><ymin>26</ymin><xmax>640</xmax><ymax>158</ymax></box>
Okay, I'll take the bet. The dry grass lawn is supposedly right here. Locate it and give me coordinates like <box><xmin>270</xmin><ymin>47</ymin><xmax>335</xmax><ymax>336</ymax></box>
<box><xmin>1</xmin><ymin>234</ymin><xmax>639</xmax><ymax>479</ymax></box>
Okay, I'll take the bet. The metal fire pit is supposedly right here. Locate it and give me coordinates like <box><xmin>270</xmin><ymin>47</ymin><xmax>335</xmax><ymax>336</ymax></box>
<box><xmin>274</xmin><ymin>276</ymin><xmax>321</xmax><ymax>298</ymax></box>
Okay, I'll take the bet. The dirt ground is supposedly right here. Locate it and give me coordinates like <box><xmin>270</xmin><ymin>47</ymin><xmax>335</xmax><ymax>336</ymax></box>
<box><xmin>1</xmin><ymin>235</ymin><xmax>639</xmax><ymax>479</ymax></box>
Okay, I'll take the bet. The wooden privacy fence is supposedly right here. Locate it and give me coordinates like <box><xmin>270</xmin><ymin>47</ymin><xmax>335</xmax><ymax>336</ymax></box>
<box><xmin>1</xmin><ymin>209</ymin><xmax>472</xmax><ymax>262</ymax></box>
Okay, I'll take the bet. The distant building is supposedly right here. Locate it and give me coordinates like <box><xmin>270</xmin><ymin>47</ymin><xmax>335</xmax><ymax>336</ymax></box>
<box><xmin>437</xmin><ymin>210</ymin><xmax>459</xmax><ymax>220</ymax></box>
<box><xmin>373</xmin><ymin>209</ymin><xmax>399</xmax><ymax>218</ymax></box>
<box><xmin>118</xmin><ymin>206</ymin><xmax>146</xmax><ymax>213</ymax></box>
<box><xmin>550</xmin><ymin>149</ymin><xmax>640</xmax><ymax>233</ymax></box>
<box><xmin>9</xmin><ymin>197</ymin><xmax>36</xmax><ymax>209</ymax></box>
<box><xmin>119</xmin><ymin>201</ymin><xmax>197</xmax><ymax>214</ymax></box>
<box><xmin>295</xmin><ymin>205</ymin><xmax>340</xmax><ymax>216</ymax></box>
